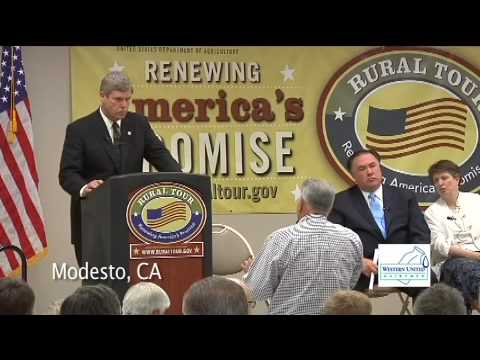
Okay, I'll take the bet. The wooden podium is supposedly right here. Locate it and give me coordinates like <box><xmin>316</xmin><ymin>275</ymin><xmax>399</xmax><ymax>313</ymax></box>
<box><xmin>81</xmin><ymin>172</ymin><xmax>212</xmax><ymax>314</ymax></box>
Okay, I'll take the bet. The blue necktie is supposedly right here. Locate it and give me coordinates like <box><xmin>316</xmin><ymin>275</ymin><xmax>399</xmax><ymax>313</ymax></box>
<box><xmin>369</xmin><ymin>193</ymin><xmax>386</xmax><ymax>238</ymax></box>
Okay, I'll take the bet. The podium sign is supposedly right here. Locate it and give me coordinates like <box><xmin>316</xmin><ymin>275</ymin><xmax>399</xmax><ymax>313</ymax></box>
<box><xmin>378</xmin><ymin>244</ymin><xmax>431</xmax><ymax>288</ymax></box>
<box><xmin>82</xmin><ymin>173</ymin><xmax>212</xmax><ymax>314</ymax></box>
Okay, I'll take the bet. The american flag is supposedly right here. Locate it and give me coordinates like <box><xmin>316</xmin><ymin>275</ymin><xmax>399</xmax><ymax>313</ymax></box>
<box><xmin>366</xmin><ymin>98</ymin><xmax>468</xmax><ymax>159</ymax></box>
<box><xmin>0</xmin><ymin>46</ymin><xmax>47</xmax><ymax>278</ymax></box>
<box><xmin>146</xmin><ymin>202</ymin><xmax>187</xmax><ymax>229</ymax></box>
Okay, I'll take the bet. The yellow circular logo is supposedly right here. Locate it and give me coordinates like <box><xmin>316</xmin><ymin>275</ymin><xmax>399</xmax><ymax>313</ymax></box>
<box><xmin>318</xmin><ymin>47</ymin><xmax>480</xmax><ymax>203</ymax></box>
<box><xmin>126</xmin><ymin>182</ymin><xmax>207</xmax><ymax>243</ymax></box>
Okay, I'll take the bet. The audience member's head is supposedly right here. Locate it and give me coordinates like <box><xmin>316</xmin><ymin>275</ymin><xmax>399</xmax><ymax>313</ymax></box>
<box><xmin>226</xmin><ymin>277</ymin><xmax>255</xmax><ymax>314</ymax></box>
<box><xmin>0</xmin><ymin>278</ymin><xmax>35</xmax><ymax>315</ymax></box>
<box><xmin>324</xmin><ymin>290</ymin><xmax>372</xmax><ymax>315</ymax></box>
<box><xmin>298</xmin><ymin>178</ymin><xmax>336</xmax><ymax>219</ymax></box>
<box><xmin>122</xmin><ymin>282</ymin><xmax>171</xmax><ymax>315</ymax></box>
<box><xmin>414</xmin><ymin>283</ymin><xmax>467</xmax><ymax>315</ymax></box>
<box><xmin>182</xmin><ymin>276</ymin><xmax>248</xmax><ymax>315</ymax></box>
<box><xmin>60</xmin><ymin>284</ymin><xmax>121</xmax><ymax>315</ymax></box>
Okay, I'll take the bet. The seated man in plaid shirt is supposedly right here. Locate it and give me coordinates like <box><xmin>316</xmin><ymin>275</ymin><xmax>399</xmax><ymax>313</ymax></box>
<box><xmin>242</xmin><ymin>179</ymin><xmax>363</xmax><ymax>315</ymax></box>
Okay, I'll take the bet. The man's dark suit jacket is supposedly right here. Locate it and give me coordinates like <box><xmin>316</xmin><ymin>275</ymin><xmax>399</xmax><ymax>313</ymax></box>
<box><xmin>328</xmin><ymin>184</ymin><xmax>431</xmax><ymax>290</ymax></box>
<box><xmin>59</xmin><ymin>110</ymin><xmax>182</xmax><ymax>257</ymax></box>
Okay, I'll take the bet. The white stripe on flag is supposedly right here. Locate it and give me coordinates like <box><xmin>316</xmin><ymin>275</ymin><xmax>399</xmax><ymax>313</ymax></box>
<box><xmin>0</xmin><ymin>200</ymin><xmax>23</xmax><ymax>272</ymax></box>
<box><xmin>16</xmin><ymin>102</ymin><xmax>34</xmax><ymax>147</ymax></box>
<box><xmin>0</xmin><ymin>110</ymin><xmax>45</xmax><ymax>244</ymax></box>
<box><xmin>0</xmin><ymin>139</ymin><xmax>43</xmax><ymax>256</ymax></box>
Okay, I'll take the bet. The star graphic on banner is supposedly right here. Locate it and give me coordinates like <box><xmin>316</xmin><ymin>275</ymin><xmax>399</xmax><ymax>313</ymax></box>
<box><xmin>334</xmin><ymin>106</ymin><xmax>346</xmax><ymax>121</ymax></box>
<box><xmin>280</xmin><ymin>65</ymin><xmax>295</xmax><ymax>82</ymax></box>
<box><xmin>109</xmin><ymin>61</ymin><xmax>125</xmax><ymax>72</ymax></box>
<box><xmin>291</xmin><ymin>184</ymin><xmax>302</xmax><ymax>202</ymax></box>
<box><xmin>133</xmin><ymin>248</ymin><xmax>140</xmax><ymax>255</ymax></box>
<box><xmin>194</xmin><ymin>246</ymin><xmax>200</xmax><ymax>254</ymax></box>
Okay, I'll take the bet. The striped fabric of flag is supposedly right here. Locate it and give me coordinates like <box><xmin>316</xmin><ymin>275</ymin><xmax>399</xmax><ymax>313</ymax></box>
<box><xmin>366</xmin><ymin>98</ymin><xmax>468</xmax><ymax>159</ymax></box>
<box><xmin>146</xmin><ymin>202</ymin><xmax>187</xmax><ymax>229</ymax></box>
<box><xmin>0</xmin><ymin>46</ymin><xmax>47</xmax><ymax>278</ymax></box>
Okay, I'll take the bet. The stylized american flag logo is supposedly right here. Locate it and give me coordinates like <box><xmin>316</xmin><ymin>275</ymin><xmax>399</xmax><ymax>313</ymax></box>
<box><xmin>366</xmin><ymin>98</ymin><xmax>468</xmax><ymax>159</ymax></box>
<box><xmin>146</xmin><ymin>202</ymin><xmax>187</xmax><ymax>229</ymax></box>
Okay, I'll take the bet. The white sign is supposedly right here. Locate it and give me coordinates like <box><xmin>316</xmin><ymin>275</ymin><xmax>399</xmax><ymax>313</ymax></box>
<box><xmin>378</xmin><ymin>244</ymin><xmax>431</xmax><ymax>288</ymax></box>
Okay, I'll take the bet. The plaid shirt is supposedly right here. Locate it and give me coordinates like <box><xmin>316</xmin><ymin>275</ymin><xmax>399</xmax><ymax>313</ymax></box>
<box><xmin>245</xmin><ymin>214</ymin><xmax>363</xmax><ymax>315</ymax></box>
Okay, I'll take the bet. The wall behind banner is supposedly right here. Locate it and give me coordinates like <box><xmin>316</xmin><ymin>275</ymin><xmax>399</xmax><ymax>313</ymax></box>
<box><xmin>22</xmin><ymin>46</ymin><xmax>297</xmax><ymax>314</ymax></box>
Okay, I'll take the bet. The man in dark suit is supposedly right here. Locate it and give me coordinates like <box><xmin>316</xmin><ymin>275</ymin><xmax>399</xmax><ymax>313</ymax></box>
<box><xmin>59</xmin><ymin>71</ymin><xmax>181</xmax><ymax>265</ymax></box>
<box><xmin>328</xmin><ymin>149</ymin><xmax>436</xmax><ymax>298</ymax></box>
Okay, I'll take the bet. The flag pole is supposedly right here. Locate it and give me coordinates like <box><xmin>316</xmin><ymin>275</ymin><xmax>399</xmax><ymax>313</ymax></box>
<box><xmin>8</xmin><ymin>46</ymin><xmax>17</xmax><ymax>144</ymax></box>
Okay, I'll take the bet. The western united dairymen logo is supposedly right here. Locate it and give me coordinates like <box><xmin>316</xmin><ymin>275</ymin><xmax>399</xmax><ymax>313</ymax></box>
<box><xmin>378</xmin><ymin>244</ymin><xmax>431</xmax><ymax>287</ymax></box>
<box><xmin>126</xmin><ymin>182</ymin><xmax>206</xmax><ymax>244</ymax></box>
<box><xmin>318</xmin><ymin>47</ymin><xmax>480</xmax><ymax>204</ymax></box>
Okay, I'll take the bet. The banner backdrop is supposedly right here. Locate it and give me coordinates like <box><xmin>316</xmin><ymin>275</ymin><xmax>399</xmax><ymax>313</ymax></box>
<box><xmin>71</xmin><ymin>46</ymin><xmax>480</xmax><ymax>213</ymax></box>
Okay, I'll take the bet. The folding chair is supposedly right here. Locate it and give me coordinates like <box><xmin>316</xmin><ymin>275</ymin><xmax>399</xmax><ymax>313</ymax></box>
<box><xmin>366</xmin><ymin>286</ymin><xmax>412</xmax><ymax>315</ymax></box>
<box><xmin>212</xmin><ymin>224</ymin><xmax>268</xmax><ymax>311</ymax></box>
<box><xmin>212</xmin><ymin>224</ymin><xmax>254</xmax><ymax>276</ymax></box>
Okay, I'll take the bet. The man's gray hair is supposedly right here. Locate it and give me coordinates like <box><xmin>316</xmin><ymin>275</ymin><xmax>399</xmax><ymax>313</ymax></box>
<box><xmin>414</xmin><ymin>283</ymin><xmax>467</xmax><ymax>315</ymax></box>
<box><xmin>122</xmin><ymin>282</ymin><xmax>171</xmax><ymax>315</ymax></box>
<box><xmin>100</xmin><ymin>71</ymin><xmax>133</xmax><ymax>96</ymax></box>
<box><xmin>301</xmin><ymin>179</ymin><xmax>336</xmax><ymax>215</ymax></box>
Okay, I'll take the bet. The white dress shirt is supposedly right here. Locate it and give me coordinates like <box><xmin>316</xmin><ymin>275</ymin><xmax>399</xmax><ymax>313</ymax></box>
<box><xmin>360</xmin><ymin>185</ymin><xmax>384</xmax><ymax>211</ymax></box>
<box><xmin>79</xmin><ymin>107</ymin><xmax>122</xmax><ymax>197</ymax></box>
<box><xmin>99</xmin><ymin>106</ymin><xmax>122</xmax><ymax>143</ymax></box>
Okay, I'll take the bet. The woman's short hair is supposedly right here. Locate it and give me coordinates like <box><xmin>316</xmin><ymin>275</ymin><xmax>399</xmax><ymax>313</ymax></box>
<box><xmin>428</xmin><ymin>160</ymin><xmax>461</xmax><ymax>182</ymax></box>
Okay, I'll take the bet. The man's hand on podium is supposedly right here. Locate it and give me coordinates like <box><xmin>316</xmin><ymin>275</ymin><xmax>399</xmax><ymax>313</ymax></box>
<box><xmin>82</xmin><ymin>179</ymin><xmax>104</xmax><ymax>197</ymax></box>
